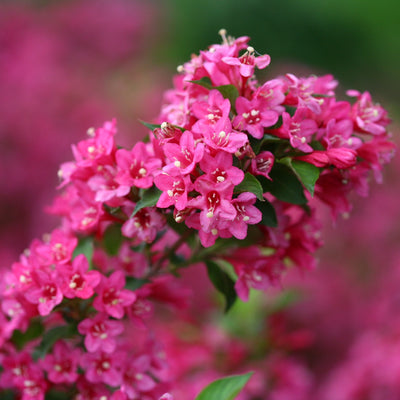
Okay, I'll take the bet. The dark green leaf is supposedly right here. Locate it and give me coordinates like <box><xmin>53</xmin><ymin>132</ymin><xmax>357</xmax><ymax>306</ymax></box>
<box><xmin>125</xmin><ymin>277</ymin><xmax>150</xmax><ymax>291</ymax></box>
<box><xmin>189</xmin><ymin>76</ymin><xmax>213</xmax><ymax>89</ymax></box>
<box><xmin>256</xmin><ymin>199</ymin><xmax>278</xmax><ymax>227</ymax></box>
<box><xmin>205</xmin><ymin>260</ymin><xmax>237</xmax><ymax>312</ymax></box>
<box><xmin>72</xmin><ymin>236</ymin><xmax>94</xmax><ymax>266</ymax></box>
<box><xmin>103</xmin><ymin>223</ymin><xmax>123</xmax><ymax>256</ymax></box>
<box><xmin>131</xmin><ymin>185</ymin><xmax>162</xmax><ymax>217</ymax></box>
<box><xmin>45</xmin><ymin>390</ymin><xmax>73</xmax><ymax>400</ymax></box>
<box><xmin>234</xmin><ymin>173</ymin><xmax>265</xmax><ymax>201</ymax></box>
<box><xmin>259</xmin><ymin>163</ymin><xmax>307</xmax><ymax>204</ymax></box>
<box><xmin>0</xmin><ymin>390</ymin><xmax>15</xmax><ymax>400</ymax></box>
<box><xmin>33</xmin><ymin>325</ymin><xmax>77</xmax><ymax>360</ymax></box>
<box><xmin>249</xmin><ymin>133</ymin><xmax>284</xmax><ymax>154</ymax></box>
<box><xmin>291</xmin><ymin>160</ymin><xmax>320</xmax><ymax>196</ymax></box>
<box><xmin>11</xmin><ymin>319</ymin><xmax>44</xmax><ymax>350</ymax></box>
<box><xmin>195</xmin><ymin>372</ymin><xmax>253</xmax><ymax>400</ymax></box>
<box><xmin>216</xmin><ymin>84</ymin><xmax>239</xmax><ymax>110</ymax></box>
<box><xmin>138</xmin><ymin>120</ymin><xmax>161</xmax><ymax>131</ymax></box>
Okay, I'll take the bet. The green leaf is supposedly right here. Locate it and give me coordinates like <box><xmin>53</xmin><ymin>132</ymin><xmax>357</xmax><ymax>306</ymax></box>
<box><xmin>195</xmin><ymin>372</ymin><xmax>253</xmax><ymax>400</ymax></box>
<box><xmin>256</xmin><ymin>199</ymin><xmax>278</xmax><ymax>227</ymax></box>
<box><xmin>215</xmin><ymin>84</ymin><xmax>239</xmax><ymax>110</ymax></box>
<box><xmin>33</xmin><ymin>324</ymin><xmax>77</xmax><ymax>360</ymax></box>
<box><xmin>125</xmin><ymin>277</ymin><xmax>150</xmax><ymax>291</ymax></box>
<box><xmin>259</xmin><ymin>163</ymin><xmax>307</xmax><ymax>205</ymax></box>
<box><xmin>11</xmin><ymin>319</ymin><xmax>44</xmax><ymax>350</ymax></box>
<box><xmin>72</xmin><ymin>236</ymin><xmax>94</xmax><ymax>266</ymax></box>
<box><xmin>248</xmin><ymin>133</ymin><xmax>284</xmax><ymax>154</ymax></box>
<box><xmin>103</xmin><ymin>223</ymin><xmax>123</xmax><ymax>256</ymax></box>
<box><xmin>291</xmin><ymin>160</ymin><xmax>320</xmax><ymax>196</ymax></box>
<box><xmin>0</xmin><ymin>389</ymin><xmax>15</xmax><ymax>400</ymax></box>
<box><xmin>234</xmin><ymin>173</ymin><xmax>265</xmax><ymax>201</ymax></box>
<box><xmin>189</xmin><ymin>76</ymin><xmax>213</xmax><ymax>90</ymax></box>
<box><xmin>131</xmin><ymin>185</ymin><xmax>162</xmax><ymax>217</ymax></box>
<box><xmin>138</xmin><ymin>120</ymin><xmax>161</xmax><ymax>131</ymax></box>
<box><xmin>205</xmin><ymin>260</ymin><xmax>237</xmax><ymax>312</ymax></box>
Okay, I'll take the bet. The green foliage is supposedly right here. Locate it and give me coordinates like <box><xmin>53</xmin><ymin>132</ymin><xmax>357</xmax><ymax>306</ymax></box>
<box><xmin>259</xmin><ymin>163</ymin><xmax>307</xmax><ymax>204</ymax></box>
<box><xmin>291</xmin><ymin>160</ymin><xmax>320</xmax><ymax>196</ymax></box>
<box><xmin>131</xmin><ymin>185</ymin><xmax>162</xmax><ymax>217</ymax></box>
<box><xmin>234</xmin><ymin>173</ymin><xmax>265</xmax><ymax>201</ymax></box>
<box><xmin>139</xmin><ymin>120</ymin><xmax>161</xmax><ymax>131</ymax></box>
<box><xmin>256</xmin><ymin>198</ymin><xmax>278</xmax><ymax>227</ymax></box>
<box><xmin>206</xmin><ymin>260</ymin><xmax>237</xmax><ymax>312</ymax></box>
<box><xmin>11</xmin><ymin>318</ymin><xmax>44</xmax><ymax>350</ymax></box>
<box><xmin>72</xmin><ymin>236</ymin><xmax>94</xmax><ymax>266</ymax></box>
<box><xmin>195</xmin><ymin>371</ymin><xmax>253</xmax><ymax>400</ymax></box>
<box><xmin>103</xmin><ymin>223</ymin><xmax>123</xmax><ymax>256</ymax></box>
<box><xmin>125</xmin><ymin>276</ymin><xmax>150</xmax><ymax>291</ymax></box>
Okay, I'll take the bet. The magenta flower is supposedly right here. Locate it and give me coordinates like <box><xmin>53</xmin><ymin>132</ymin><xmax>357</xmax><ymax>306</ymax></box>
<box><xmin>250</xmin><ymin>151</ymin><xmax>274</xmax><ymax>179</ymax></box>
<box><xmin>226</xmin><ymin>192</ymin><xmax>262</xmax><ymax>239</ymax></box>
<box><xmin>78</xmin><ymin>313</ymin><xmax>124</xmax><ymax>353</ymax></box>
<box><xmin>93</xmin><ymin>270</ymin><xmax>136</xmax><ymax>319</ymax></box>
<box><xmin>163</xmin><ymin>131</ymin><xmax>204</xmax><ymax>175</ymax></box>
<box><xmin>233</xmin><ymin>96</ymin><xmax>279</xmax><ymax>139</ymax></box>
<box><xmin>58</xmin><ymin>254</ymin><xmax>101</xmax><ymax>299</ymax></box>
<box><xmin>115</xmin><ymin>141</ymin><xmax>161</xmax><ymax>190</ymax></box>
<box><xmin>154</xmin><ymin>172</ymin><xmax>193</xmax><ymax>211</ymax></box>
<box><xmin>222</xmin><ymin>46</ymin><xmax>271</xmax><ymax>77</ymax></box>
<box><xmin>24</xmin><ymin>268</ymin><xmax>63</xmax><ymax>316</ymax></box>
<box><xmin>80</xmin><ymin>350</ymin><xmax>124</xmax><ymax>386</ymax></box>
<box><xmin>41</xmin><ymin>341</ymin><xmax>81</xmax><ymax>384</ymax></box>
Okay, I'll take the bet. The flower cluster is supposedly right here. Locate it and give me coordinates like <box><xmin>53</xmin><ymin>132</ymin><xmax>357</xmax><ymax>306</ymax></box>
<box><xmin>0</xmin><ymin>31</ymin><xmax>394</xmax><ymax>399</ymax></box>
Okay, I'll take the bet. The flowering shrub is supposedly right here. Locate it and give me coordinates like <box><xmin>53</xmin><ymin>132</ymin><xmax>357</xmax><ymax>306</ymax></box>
<box><xmin>0</xmin><ymin>30</ymin><xmax>395</xmax><ymax>399</ymax></box>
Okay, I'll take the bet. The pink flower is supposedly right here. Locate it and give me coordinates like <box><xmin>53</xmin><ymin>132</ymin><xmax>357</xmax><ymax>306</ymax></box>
<box><xmin>115</xmin><ymin>141</ymin><xmax>161</xmax><ymax>190</ymax></box>
<box><xmin>250</xmin><ymin>151</ymin><xmax>274</xmax><ymax>179</ymax></box>
<box><xmin>222</xmin><ymin>46</ymin><xmax>271</xmax><ymax>77</ymax></box>
<box><xmin>163</xmin><ymin>130</ymin><xmax>204</xmax><ymax>175</ymax></box>
<box><xmin>78</xmin><ymin>313</ymin><xmax>124</xmax><ymax>353</ymax></box>
<box><xmin>80</xmin><ymin>350</ymin><xmax>124</xmax><ymax>386</ymax></box>
<box><xmin>93</xmin><ymin>270</ymin><xmax>136</xmax><ymax>319</ymax></box>
<box><xmin>225</xmin><ymin>192</ymin><xmax>262</xmax><ymax>239</ymax></box>
<box><xmin>58</xmin><ymin>254</ymin><xmax>101</xmax><ymax>299</ymax></box>
<box><xmin>154</xmin><ymin>172</ymin><xmax>193</xmax><ymax>211</ymax></box>
<box><xmin>41</xmin><ymin>341</ymin><xmax>81</xmax><ymax>384</ymax></box>
<box><xmin>296</xmin><ymin>148</ymin><xmax>357</xmax><ymax>169</ymax></box>
<box><xmin>233</xmin><ymin>96</ymin><xmax>279</xmax><ymax>139</ymax></box>
<box><xmin>24</xmin><ymin>268</ymin><xmax>63</xmax><ymax>316</ymax></box>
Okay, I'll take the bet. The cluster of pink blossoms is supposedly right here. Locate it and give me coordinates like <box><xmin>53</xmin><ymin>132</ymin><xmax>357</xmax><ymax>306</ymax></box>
<box><xmin>0</xmin><ymin>31</ymin><xmax>395</xmax><ymax>399</ymax></box>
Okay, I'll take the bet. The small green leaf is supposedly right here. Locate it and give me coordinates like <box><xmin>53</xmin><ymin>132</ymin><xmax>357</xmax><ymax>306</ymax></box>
<box><xmin>189</xmin><ymin>76</ymin><xmax>213</xmax><ymax>90</ymax></box>
<box><xmin>33</xmin><ymin>325</ymin><xmax>77</xmax><ymax>360</ymax></box>
<box><xmin>72</xmin><ymin>236</ymin><xmax>94</xmax><ymax>266</ymax></box>
<box><xmin>216</xmin><ymin>84</ymin><xmax>239</xmax><ymax>110</ymax></box>
<box><xmin>259</xmin><ymin>163</ymin><xmax>307</xmax><ymax>205</ymax></box>
<box><xmin>125</xmin><ymin>277</ymin><xmax>150</xmax><ymax>291</ymax></box>
<box><xmin>249</xmin><ymin>133</ymin><xmax>284</xmax><ymax>154</ymax></box>
<box><xmin>103</xmin><ymin>223</ymin><xmax>123</xmax><ymax>256</ymax></box>
<box><xmin>205</xmin><ymin>260</ymin><xmax>237</xmax><ymax>312</ymax></box>
<box><xmin>234</xmin><ymin>173</ymin><xmax>265</xmax><ymax>201</ymax></box>
<box><xmin>0</xmin><ymin>389</ymin><xmax>15</xmax><ymax>400</ymax></box>
<box><xmin>138</xmin><ymin>120</ymin><xmax>161</xmax><ymax>131</ymax></box>
<box><xmin>291</xmin><ymin>160</ymin><xmax>320</xmax><ymax>196</ymax></box>
<box><xmin>195</xmin><ymin>372</ymin><xmax>253</xmax><ymax>400</ymax></box>
<box><xmin>131</xmin><ymin>185</ymin><xmax>162</xmax><ymax>217</ymax></box>
<box><xmin>11</xmin><ymin>319</ymin><xmax>44</xmax><ymax>350</ymax></box>
<box><xmin>256</xmin><ymin>199</ymin><xmax>278</xmax><ymax>227</ymax></box>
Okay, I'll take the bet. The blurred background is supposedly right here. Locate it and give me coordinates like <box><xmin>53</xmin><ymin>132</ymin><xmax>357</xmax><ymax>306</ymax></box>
<box><xmin>1</xmin><ymin>0</ymin><xmax>400</xmax><ymax>397</ymax></box>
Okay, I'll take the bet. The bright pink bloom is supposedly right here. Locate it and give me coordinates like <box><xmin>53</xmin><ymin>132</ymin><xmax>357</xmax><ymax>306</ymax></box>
<box><xmin>296</xmin><ymin>148</ymin><xmax>357</xmax><ymax>169</ymax></box>
<box><xmin>154</xmin><ymin>172</ymin><xmax>193</xmax><ymax>210</ymax></box>
<box><xmin>199</xmin><ymin>151</ymin><xmax>244</xmax><ymax>185</ymax></box>
<box><xmin>58</xmin><ymin>254</ymin><xmax>101</xmax><ymax>299</ymax></box>
<box><xmin>233</xmin><ymin>96</ymin><xmax>279</xmax><ymax>139</ymax></box>
<box><xmin>347</xmin><ymin>90</ymin><xmax>390</xmax><ymax>135</ymax></box>
<box><xmin>93</xmin><ymin>270</ymin><xmax>136</xmax><ymax>319</ymax></box>
<box><xmin>163</xmin><ymin>130</ymin><xmax>204</xmax><ymax>175</ymax></box>
<box><xmin>222</xmin><ymin>46</ymin><xmax>271</xmax><ymax>77</ymax></box>
<box><xmin>24</xmin><ymin>268</ymin><xmax>63</xmax><ymax>316</ymax></box>
<box><xmin>80</xmin><ymin>350</ymin><xmax>124</xmax><ymax>386</ymax></box>
<box><xmin>41</xmin><ymin>341</ymin><xmax>81</xmax><ymax>384</ymax></box>
<box><xmin>78</xmin><ymin>313</ymin><xmax>124</xmax><ymax>353</ymax></box>
<box><xmin>250</xmin><ymin>151</ymin><xmax>274</xmax><ymax>179</ymax></box>
<box><xmin>153</xmin><ymin>122</ymin><xmax>183</xmax><ymax>145</ymax></box>
<box><xmin>225</xmin><ymin>192</ymin><xmax>262</xmax><ymax>239</ymax></box>
<box><xmin>115</xmin><ymin>141</ymin><xmax>161</xmax><ymax>191</ymax></box>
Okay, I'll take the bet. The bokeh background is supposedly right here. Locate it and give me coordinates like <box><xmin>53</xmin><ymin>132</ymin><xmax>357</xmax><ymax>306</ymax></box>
<box><xmin>1</xmin><ymin>0</ymin><xmax>400</xmax><ymax>398</ymax></box>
